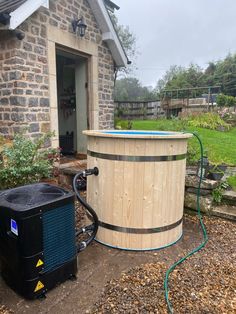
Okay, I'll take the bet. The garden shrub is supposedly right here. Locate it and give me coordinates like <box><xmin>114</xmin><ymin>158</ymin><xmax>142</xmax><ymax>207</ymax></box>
<box><xmin>216</xmin><ymin>94</ymin><xmax>227</xmax><ymax>107</ymax></box>
<box><xmin>115</xmin><ymin>119</ymin><xmax>133</xmax><ymax>130</ymax></box>
<box><xmin>0</xmin><ymin>132</ymin><xmax>60</xmax><ymax>190</ymax></box>
<box><xmin>187</xmin><ymin>139</ymin><xmax>200</xmax><ymax>165</ymax></box>
<box><xmin>187</xmin><ymin>113</ymin><xmax>230</xmax><ymax>130</ymax></box>
<box><xmin>226</xmin><ymin>95</ymin><xmax>236</xmax><ymax>107</ymax></box>
<box><xmin>212</xmin><ymin>182</ymin><xmax>229</xmax><ymax>204</ymax></box>
<box><xmin>217</xmin><ymin>107</ymin><xmax>236</xmax><ymax>126</ymax></box>
<box><xmin>216</xmin><ymin>93</ymin><xmax>236</xmax><ymax>107</ymax></box>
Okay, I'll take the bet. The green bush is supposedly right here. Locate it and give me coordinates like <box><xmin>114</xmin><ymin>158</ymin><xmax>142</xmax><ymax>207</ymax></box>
<box><xmin>216</xmin><ymin>94</ymin><xmax>227</xmax><ymax>107</ymax></box>
<box><xmin>0</xmin><ymin>132</ymin><xmax>60</xmax><ymax>190</ymax></box>
<box><xmin>115</xmin><ymin>119</ymin><xmax>133</xmax><ymax>130</ymax></box>
<box><xmin>216</xmin><ymin>93</ymin><xmax>236</xmax><ymax>107</ymax></box>
<box><xmin>187</xmin><ymin>140</ymin><xmax>200</xmax><ymax>165</ymax></box>
<box><xmin>226</xmin><ymin>95</ymin><xmax>236</xmax><ymax>107</ymax></box>
<box><xmin>212</xmin><ymin>182</ymin><xmax>229</xmax><ymax>204</ymax></box>
<box><xmin>187</xmin><ymin>113</ymin><xmax>230</xmax><ymax>130</ymax></box>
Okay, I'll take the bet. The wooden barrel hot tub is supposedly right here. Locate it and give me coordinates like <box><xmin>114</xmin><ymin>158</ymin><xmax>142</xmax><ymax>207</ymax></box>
<box><xmin>83</xmin><ymin>130</ymin><xmax>192</xmax><ymax>250</ymax></box>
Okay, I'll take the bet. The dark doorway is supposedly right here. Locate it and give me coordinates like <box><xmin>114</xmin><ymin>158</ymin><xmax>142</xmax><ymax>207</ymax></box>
<box><xmin>56</xmin><ymin>49</ymin><xmax>88</xmax><ymax>156</ymax></box>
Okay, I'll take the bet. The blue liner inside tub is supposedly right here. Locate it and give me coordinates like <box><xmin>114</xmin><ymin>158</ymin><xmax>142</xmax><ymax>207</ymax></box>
<box><xmin>102</xmin><ymin>130</ymin><xmax>177</xmax><ymax>136</ymax></box>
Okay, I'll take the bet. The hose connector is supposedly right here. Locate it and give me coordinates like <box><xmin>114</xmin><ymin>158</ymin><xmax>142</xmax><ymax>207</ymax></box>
<box><xmin>83</xmin><ymin>167</ymin><xmax>99</xmax><ymax>177</ymax></box>
<box><xmin>78</xmin><ymin>241</ymin><xmax>87</xmax><ymax>251</ymax></box>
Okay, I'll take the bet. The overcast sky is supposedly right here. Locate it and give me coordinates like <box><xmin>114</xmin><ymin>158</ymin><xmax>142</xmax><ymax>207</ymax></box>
<box><xmin>115</xmin><ymin>0</ymin><xmax>236</xmax><ymax>87</ymax></box>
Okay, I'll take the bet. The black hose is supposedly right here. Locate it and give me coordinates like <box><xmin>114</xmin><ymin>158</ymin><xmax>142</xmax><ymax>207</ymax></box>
<box><xmin>75</xmin><ymin>224</ymin><xmax>95</xmax><ymax>237</ymax></box>
<box><xmin>73</xmin><ymin>171</ymin><xmax>99</xmax><ymax>252</ymax></box>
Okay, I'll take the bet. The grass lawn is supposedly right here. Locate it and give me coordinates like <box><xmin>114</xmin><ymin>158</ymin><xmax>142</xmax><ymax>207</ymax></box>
<box><xmin>227</xmin><ymin>175</ymin><xmax>236</xmax><ymax>190</ymax></box>
<box><xmin>117</xmin><ymin>119</ymin><xmax>236</xmax><ymax>165</ymax></box>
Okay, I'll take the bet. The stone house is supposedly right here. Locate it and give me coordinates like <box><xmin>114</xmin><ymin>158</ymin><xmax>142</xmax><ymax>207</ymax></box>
<box><xmin>0</xmin><ymin>0</ymin><xmax>127</xmax><ymax>154</ymax></box>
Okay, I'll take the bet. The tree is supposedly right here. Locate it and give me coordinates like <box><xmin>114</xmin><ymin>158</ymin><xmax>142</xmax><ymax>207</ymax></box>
<box><xmin>213</xmin><ymin>53</ymin><xmax>236</xmax><ymax>96</ymax></box>
<box><xmin>155</xmin><ymin>53</ymin><xmax>236</xmax><ymax>97</ymax></box>
<box><xmin>109</xmin><ymin>13</ymin><xmax>137</xmax><ymax>82</ymax></box>
<box><xmin>204</xmin><ymin>62</ymin><xmax>217</xmax><ymax>86</ymax></box>
<box><xmin>154</xmin><ymin>65</ymin><xmax>185</xmax><ymax>94</ymax></box>
<box><xmin>155</xmin><ymin>64</ymin><xmax>205</xmax><ymax>94</ymax></box>
<box><xmin>114</xmin><ymin>77</ymin><xmax>155</xmax><ymax>101</ymax></box>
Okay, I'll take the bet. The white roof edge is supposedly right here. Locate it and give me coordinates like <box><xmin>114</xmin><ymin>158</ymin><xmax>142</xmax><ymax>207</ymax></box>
<box><xmin>87</xmin><ymin>0</ymin><xmax>127</xmax><ymax>67</ymax></box>
<box><xmin>9</xmin><ymin>0</ymin><xmax>49</xmax><ymax>30</ymax></box>
<box><xmin>7</xmin><ymin>0</ymin><xmax>127</xmax><ymax>67</ymax></box>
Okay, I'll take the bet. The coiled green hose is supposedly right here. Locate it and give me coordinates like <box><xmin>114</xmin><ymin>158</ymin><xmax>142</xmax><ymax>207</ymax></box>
<box><xmin>164</xmin><ymin>132</ymin><xmax>208</xmax><ymax>314</ymax></box>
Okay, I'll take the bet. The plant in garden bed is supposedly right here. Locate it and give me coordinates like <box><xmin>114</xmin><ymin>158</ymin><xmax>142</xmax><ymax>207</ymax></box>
<box><xmin>212</xmin><ymin>181</ymin><xmax>229</xmax><ymax>204</ymax></box>
<box><xmin>216</xmin><ymin>93</ymin><xmax>236</xmax><ymax>108</ymax></box>
<box><xmin>206</xmin><ymin>163</ymin><xmax>227</xmax><ymax>181</ymax></box>
<box><xmin>0</xmin><ymin>132</ymin><xmax>60</xmax><ymax>190</ymax></box>
<box><xmin>187</xmin><ymin>112</ymin><xmax>231</xmax><ymax>131</ymax></box>
<box><xmin>217</xmin><ymin>107</ymin><xmax>236</xmax><ymax>126</ymax></box>
<box><xmin>186</xmin><ymin>139</ymin><xmax>200</xmax><ymax>165</ymax></box>
<box><xmin>115</xmin><ymin>119</ymin><xmax>133</xmax><ymax>129</ymax></box>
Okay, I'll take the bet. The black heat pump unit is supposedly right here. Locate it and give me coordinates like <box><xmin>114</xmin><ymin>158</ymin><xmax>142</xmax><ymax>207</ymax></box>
<box><xmin>0</xmin><ymin>183</ymin><xmax>77</xmax><ymax>299</ymax></box>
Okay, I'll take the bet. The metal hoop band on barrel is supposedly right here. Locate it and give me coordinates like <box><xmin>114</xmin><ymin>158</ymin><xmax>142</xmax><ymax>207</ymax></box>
<box><xmin>98</xmin><ymin>217</ymin><xmax>183</xmax><ymax>234</ymax></box>
<box><xmin>87</xmin><ymin>150</ymin><xmax>186</xmax><ymax>162</ymax></box>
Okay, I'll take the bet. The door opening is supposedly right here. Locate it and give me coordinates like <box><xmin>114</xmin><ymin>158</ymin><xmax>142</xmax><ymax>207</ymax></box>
<box><xmin>56</xmin><ymin>49</ymin><xmax>88</xmax><ymax>156</ymax></box>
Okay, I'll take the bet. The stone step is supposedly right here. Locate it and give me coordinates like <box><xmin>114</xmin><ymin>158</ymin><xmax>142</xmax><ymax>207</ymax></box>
<box><xmin>184</xmin><ymin>192</ymin><xmax>213</xmax><ymax>214</ymax></box>
<box><xmin>185</xmin><ymin>175</ymin><xmax>219</xmax><ymax>190</ymax></box>
<box><xmin>212</xmin><ymin>205</ymin><xmax>236</xmax><ymax>221</ymax></box>
<box><xmin>58</xmin><ymin>159</ymin><xmax>87</xmax><ymax>187</ymax></box>
<box><xmin>59</xmin><ymin>159</ymin><xmax>87</xmax><ymax>174</ymax></box>
<box><xmin>222</xmin><ymin>190</ymin><xmax>236</xmax><ymax>203</ymax></box>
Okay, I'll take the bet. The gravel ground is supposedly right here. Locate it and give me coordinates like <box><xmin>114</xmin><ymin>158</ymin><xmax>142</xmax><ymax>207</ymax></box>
<box><xmin>90</xmin><ymin>215</ymin><xmax>236</xmax><ymax>314</ymax></box>
<box><xmin>0</xmin><ymin>305</ymin><xmax>13</xmax><ymax>314</ymax></box>
<box><xmin>0</xmin><ymin>198</ymin><xmax>235</xmax><ymax>313</ymax></box>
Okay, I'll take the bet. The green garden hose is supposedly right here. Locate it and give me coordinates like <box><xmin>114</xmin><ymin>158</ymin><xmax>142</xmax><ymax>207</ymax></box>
<box><xmin>164</xmin><ymin>132</ymin><xmax>208</xmax><ymax>314</ymax></box>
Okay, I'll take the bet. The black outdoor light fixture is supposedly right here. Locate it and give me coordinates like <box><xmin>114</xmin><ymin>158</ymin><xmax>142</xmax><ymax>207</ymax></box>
<box><xmin>72</xmin><ymin>17</ymin><xmax>87</xmax><ymax>37</ymax></box>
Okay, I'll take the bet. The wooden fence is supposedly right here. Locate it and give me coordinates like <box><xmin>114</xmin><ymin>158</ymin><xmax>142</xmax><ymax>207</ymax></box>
<box><xmin>114</xmin><ymin>101</ymin><xmax>165</xmax><ymax>120</ymax></box>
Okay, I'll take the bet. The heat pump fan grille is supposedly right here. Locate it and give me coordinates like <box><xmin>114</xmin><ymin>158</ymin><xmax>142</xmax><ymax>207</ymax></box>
<box><xmin>4</xmin><ymin>185</ymin><xmax>66</xmax><ymax>207</ymax></box>
<box><xmin>43</xmin><ymin>204</ymin><xmax>76</xmax><ymax>273</ymax></box>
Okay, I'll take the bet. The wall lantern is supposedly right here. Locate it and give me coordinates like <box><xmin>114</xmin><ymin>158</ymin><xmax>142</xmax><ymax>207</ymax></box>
<box><xmin>72</xmin><ymin>17</ymin><xmax>87</xmax><ymax>37</ymax></box>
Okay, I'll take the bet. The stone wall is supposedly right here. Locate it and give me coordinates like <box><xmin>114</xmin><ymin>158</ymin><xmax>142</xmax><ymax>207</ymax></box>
<box><xmin>0</xmin><ymin>8</ymin><xmax>50</xmax><ymax>138</ymax></box>
<box><xmin>184</xmin><ymin>174</ymin><xmax>236</xmax><ymax>220</ymax></box>
<box><xmin>0</xmin><ymin>28</ymin><xmax>50</xmax><ymax>138</ymax></box>
<box><xmin>0</xmin><ymin>0</ymin><xmax>115</xmax><ymax>139</ymax></box>
<box><xmin>98</xmin><ymin>45</ymin><xmax>115</xmax><ymax>129</ymax></box>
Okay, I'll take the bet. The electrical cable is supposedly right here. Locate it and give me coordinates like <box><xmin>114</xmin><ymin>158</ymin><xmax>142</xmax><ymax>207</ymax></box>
<box><xmin>73</xmin><ymin>169</ymin><xmax>99</xmax><ymax>252</ymax></box>
<box><xmin>164</xmin><ymin>132</ymin><xmax>208</xmax><ymax>314</ymax></box>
